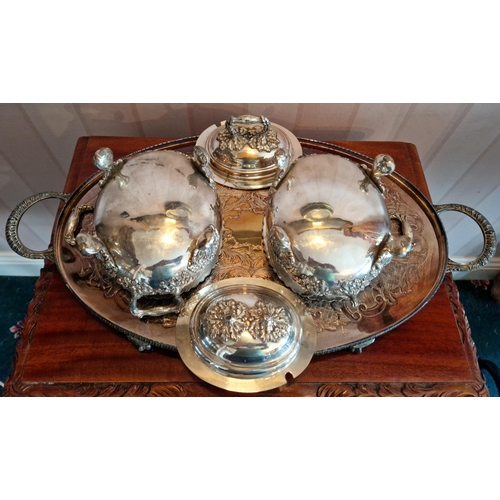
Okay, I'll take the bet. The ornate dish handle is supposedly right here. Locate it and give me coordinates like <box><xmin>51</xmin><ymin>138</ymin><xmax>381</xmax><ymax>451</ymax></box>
<box><xmin>129</xmin><ymin>295</ymin><xmax>184</xmax><ymax>319</ymax></box>
<box><xmin>435</xmin><ymin>203</ymin><xmax>497</xmax><ymax>272</ymax></box>
<box><xmin>5</xmin><ymin>192</ymin><xmax>70</xmax><ymax>261</ymax></box>
<box><xmin>226</xmin><ymin>115</ymin><xmax>271</xmax><ymax>138</ymax></box>
<box><xmin>64</xmin><ymin>204</ymin><xmax>95</xmax><ymax>246</ymax></box>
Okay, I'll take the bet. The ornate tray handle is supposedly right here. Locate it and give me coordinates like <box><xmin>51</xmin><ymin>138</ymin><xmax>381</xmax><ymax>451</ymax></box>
<box><xmin>435</xmin><ymin>203</ymin><xmax>497</xmax><ymax>272</ymax></box>
<box><xmin>5</xmin><ymin>192</ymin><xmax>70</xmax><ymax>261</ymax></box>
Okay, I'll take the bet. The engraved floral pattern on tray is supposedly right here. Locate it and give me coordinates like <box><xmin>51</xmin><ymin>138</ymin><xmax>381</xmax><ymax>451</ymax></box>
<box><xmin>209</xmin><ymin>184</ymin><xmax>429</xmax><ymax>336</ymax></box>
<box><xmin>68</xmin><ymin>209</ymin><xmax>131</xmax><ymax>312</ymax></box>
<box><xmin>207</xmin><ymin>186</ymin><xmax>275</xmax><ymax>282</ymax></box>
<box><xmin>69</xmin><ymin>176</ymin><xmax>429</xmax><ymax>343</ymax></box>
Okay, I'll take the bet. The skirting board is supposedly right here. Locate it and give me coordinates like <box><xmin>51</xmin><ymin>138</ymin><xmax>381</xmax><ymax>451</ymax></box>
<box><xmin>452</xmin><ymin>256</ymin><xmax>500</xmax><ymax>280</ymax></box>
<box><xmin>0</xmin><ymin>252</ymin><xmax>44</xmax><ymax>277</ymax></box>
<box><xmin>1</xmin><ymin>250</ymin><xmax>500</xmax><ymax>281</ymax></box>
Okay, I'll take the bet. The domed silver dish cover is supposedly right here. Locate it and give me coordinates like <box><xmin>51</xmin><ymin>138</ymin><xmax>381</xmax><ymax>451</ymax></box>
<box><xmin>70</xmin><ymin>146</ymin><xmax>222</xmax><ymax>319</ymax></box>
<box><xmin>263</xmin><ymin>153</ymin><xmax>414</xmax><ymax>306</ymax></box>
<box><xmin>195</xmin><ymin>114</ymin><xmax>302</xmax><ymax>190</ymax></box>
<box><xmin>176</xmin><ymin>278</ymin><xmax>316</xmax><ymax>393</ymax></box>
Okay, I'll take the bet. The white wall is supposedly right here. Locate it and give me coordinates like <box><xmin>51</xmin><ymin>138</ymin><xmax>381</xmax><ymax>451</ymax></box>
<box><xmin>1</xmin><ymin>103</ymin><xmax>498</xmax><ymax>278</ymax></box>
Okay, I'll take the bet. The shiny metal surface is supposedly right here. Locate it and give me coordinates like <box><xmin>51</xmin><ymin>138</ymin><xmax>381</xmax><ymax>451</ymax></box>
<box><xmin>196</xmin><ymin>115</ymin><xmax>302</xmax><ymax>190</ymax></box>
<box><xmin>176</xmin><ymin>277</ymin><xmax>316</xmax><ymax>393</ymax></box>
<box><xmin>70</xmin><ymin>147</ymin><xmax>222</xmax><ymax>318</ymax></box>
<box><xmin>435</xmin><ymin>203</ymin><xmax>497</xmax><ymax>272</ymax></box>
<box><xmin>7</xmin><ymin>137</ymin><xmax>496</xmax><ymax>356</ymax></box>
<box><xmin>5</xmin><ymin>192</ymin><xmax>70</xmax><ymax>260</ymax></box>
<box><xmin>264</xmin><ymin>153</ymin><xmax>413</xmax><ymax>306</ymax></box>
<box><xmin>45</xmin><ymin>139</ymin><xmax>447</xmax><ymax>353</ymax></box>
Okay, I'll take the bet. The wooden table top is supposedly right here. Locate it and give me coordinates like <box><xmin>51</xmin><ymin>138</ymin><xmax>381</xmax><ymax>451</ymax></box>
<box><xmin>4</xmin><ymin>136</ymin><xmax>488</xmax><ymax>396</ymax></box>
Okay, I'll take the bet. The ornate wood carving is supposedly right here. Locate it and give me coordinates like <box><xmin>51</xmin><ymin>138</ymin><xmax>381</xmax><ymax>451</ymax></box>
<box><xmin>317</xmin><ymin>382</ymin><xmax>486</xmax><ymax>397</ymax></box>
<box><xmin>444</xmin><ymin>273</ymin><xmax>488</xmax><ymax>396</ymax></box>
<box><xmin>7</xmin><ymin>381</ymin><xmax>186</xmax><ymax>397</ymax></box>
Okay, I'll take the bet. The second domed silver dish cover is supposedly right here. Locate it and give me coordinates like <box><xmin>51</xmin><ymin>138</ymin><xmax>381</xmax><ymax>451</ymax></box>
<box><xmin>196</xmin><ymin>114</ymin><xmax>302</xmax><ymax>190</ymax></box>
<box><xmin>263</xmin><ymin>151</ymin><xmax>414</xmax><ymax>306</ymax></box>
<box><xmin>69</xmin><ymin>146</ymin><xmax>223</xmax><ymax>319</ymax></box>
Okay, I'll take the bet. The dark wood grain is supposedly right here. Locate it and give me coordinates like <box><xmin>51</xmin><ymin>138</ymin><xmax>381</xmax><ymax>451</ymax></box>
<box><xmin>4</xmin><ymin>137</ymin><xmax>488</xmax><ymax>397</ymax></box>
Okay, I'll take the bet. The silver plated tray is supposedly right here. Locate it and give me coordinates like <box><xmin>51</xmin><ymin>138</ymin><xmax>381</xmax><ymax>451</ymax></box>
<box><xmin>8</xmin><ymin>137</ymin><xmax>494</xmax><ymax>354</ymax></box>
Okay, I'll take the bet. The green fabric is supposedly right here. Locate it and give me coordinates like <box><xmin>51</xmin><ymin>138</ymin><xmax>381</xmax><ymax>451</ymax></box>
<box><xmin>456</xmin><ymin>280</ymin><xmax>500</xmax><ymax>397</ymax></box>
<box><xmin>0</xmin><ymin>276</ymin><xmax>38</xmax><ymax>397</ymax></box>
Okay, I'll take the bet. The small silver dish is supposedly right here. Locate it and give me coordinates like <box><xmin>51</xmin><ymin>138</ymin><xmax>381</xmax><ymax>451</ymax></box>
<box><xmin>176</xmin><ymin>278</ymin><xmax>317</xmax><ymax>393</ymax></box>
<box><xmin>196</xmin><ymin>114</ymin><xmax>302</xmax><ymax>190</ymax></box>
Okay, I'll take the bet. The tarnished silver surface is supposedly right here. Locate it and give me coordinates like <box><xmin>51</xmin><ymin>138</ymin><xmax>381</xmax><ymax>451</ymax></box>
<box><xmin>195</xmin><ymin>115</ymin><xmax>302</xmax><ymax>190</ymax></box>
<box><xmin>176</xmin><ymin>277</ymin><xmax>316</xmax><ymax>393</ymax></box>
<box><xmin>70</xmin><ymin>147</ymin><xmax>222</xmax><ymax>318</ymax></box>
<box><xmin>263</xmin><ymin>153</ymin><xmax>413</xmax><ymax>306</ymax></box>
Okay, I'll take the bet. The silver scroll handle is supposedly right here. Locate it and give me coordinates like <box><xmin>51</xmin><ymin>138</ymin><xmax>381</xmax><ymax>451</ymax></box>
<box><xmin>435</xmin><ymin>203</ymin><xmax>497</xmax><ymax>272</ymax></box>
<box><xmin>5</xmin><ymin>192</ymin><xmax>70</xmax><ymax>261</ymax></box>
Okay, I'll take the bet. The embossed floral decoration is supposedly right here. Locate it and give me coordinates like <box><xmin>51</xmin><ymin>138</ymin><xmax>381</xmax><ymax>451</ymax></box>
<box><xmin>204</xmin><ymin>298</ymin><xmax>248</xmax><ymax>343</ymax></box>
<box><xmin>203</xmin><ymin>298</ymin><xmax>291</xmax><ymax>344</ymax></box>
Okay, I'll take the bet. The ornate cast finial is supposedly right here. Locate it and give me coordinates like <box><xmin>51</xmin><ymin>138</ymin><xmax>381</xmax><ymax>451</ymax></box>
<box><xmin>373</xmin><ymin>154</ymin><xmax>396</xmax><ymax>177</ymax></box>
<box><xmin>359</xmin><ymin>153</ymin><xmax>396</xmax><ymax>196</ymax></box>
<box><xmin>93</xmin><ymin>147</ymin><xmax>129</xmax><ymax>189</ymax></box>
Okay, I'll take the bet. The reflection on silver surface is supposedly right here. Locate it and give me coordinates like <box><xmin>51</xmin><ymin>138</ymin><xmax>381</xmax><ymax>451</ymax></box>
<box><xmin>30</xmin><ymin>137</ymin><xmax>489</xmax><ymax>355</ymax></box>
<box><xmin>72</xmin><ymin>147</ymin><xmax>222</xmax><ymax>318</ymax></box>
<box><xmin>264</xmin><ymin>153</ymin><xmax>413</xmax><ymax>305</ymax></box>
<box><xmin>195</xmin><ymin>115</ymin><xmax>302</xmax><ymax>190</ymax></box>
<box><xmin>176</xmin><ymin>278</ymin><xmax>316</xmax><ymax>393</ymax></box>
<box><xmin>7</xmin><ymin>137</ymin><xmax>497</xmax><ymax>359</ymax></box>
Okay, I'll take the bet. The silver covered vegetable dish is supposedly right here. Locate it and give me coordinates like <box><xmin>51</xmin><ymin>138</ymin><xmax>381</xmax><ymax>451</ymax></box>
<box><xmin>67</xmin><ymin>146</ymin><xmax>223</xmax><ymax>318</ymax></box>
<box><xmin>6</xmin><ymin>147</ymin><xmax>222</xmax><ymax>318</ymax></box>
<box><xmin>263</xmin><ymin>152</ymin><xmax>414</xmax><ymax>306</ymax></box>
